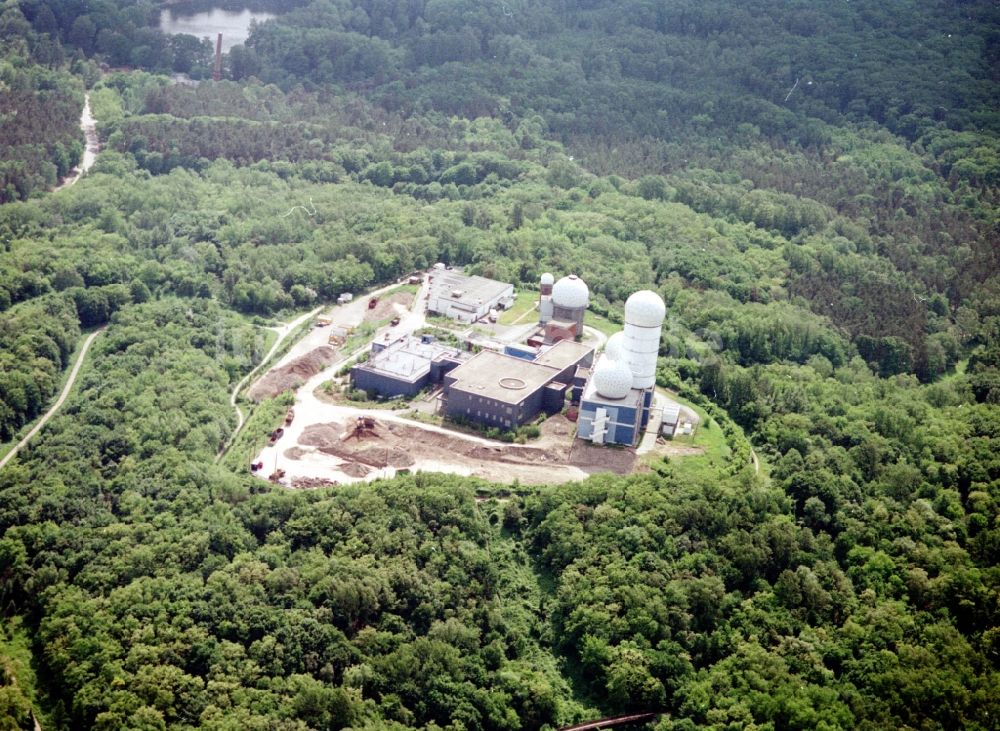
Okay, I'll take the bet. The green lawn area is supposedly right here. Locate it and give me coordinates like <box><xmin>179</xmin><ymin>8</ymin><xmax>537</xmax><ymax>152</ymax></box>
<box><xmin>584</xmin><ymin>311</ymin><xmax>622</xmax><ymax>337</ymax></box>
<box><xmin>498</xmin><ymin>290</ymin><xmax>538</xmax><ymax>325</ymax></box>
<box><xmin>383</xmin><ymin>282</ymin><xmax>420</xmax><ymax>297</ymax></box>
<box><xmin>641</xmin><ymin>391</ymin><xmax>739</xmax><ymax>480</ymax></box>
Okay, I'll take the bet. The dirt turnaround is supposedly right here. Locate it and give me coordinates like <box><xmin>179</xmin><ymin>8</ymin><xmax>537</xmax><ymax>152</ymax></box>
<box><xmin>282</xmin><ymin>413</ymin><xmax>664</xmax><ymax>486</ymax></box>
<box><xmin>248</xmin><ymin>347</ymin><xmax>338</xmax><ymax>401</ymax></box>
<box><xmin>364</xmin><ymin>291</ymin><xmax>414</xmax><ymax>322</ymax></box>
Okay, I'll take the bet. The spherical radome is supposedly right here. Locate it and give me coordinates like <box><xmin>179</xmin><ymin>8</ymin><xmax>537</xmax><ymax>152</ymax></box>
<box><xmin>552</xmin><ymin>274</ymin><xmax>589</xmax><ymax>309</ymax></box>
<box><xmin>604</xmin><ymin>331</ymin><xmax>625</xmax><ymax>360</ymax></box>
<box><xmin>593</xmin><ymin>356</ymin><xmax>633</xmax><ymax>400</ymax></box>
<box><xmin>624</xmin><ymin>289</ymin><xmax>666</xmax><ymax>327</ymax></box>
<box><xmin>540</xmin><ymin>272</ymin><xmax>554</xmax><ymax>285</ymax></box>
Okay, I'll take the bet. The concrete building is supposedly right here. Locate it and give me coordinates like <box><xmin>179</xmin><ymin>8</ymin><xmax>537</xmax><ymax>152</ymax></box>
<box><xmin>442</xmin><ymin>340</ymin><xmax>594</xmax><ymax>429</ymax></box>
<box><xmin>660</xmin><ymin>403</ymin><xmax>680</xmax><ymax>437</ymax></box>
<box><xmin>427</xmin><ymin>271</ymin><xmax>514</xmax><ymax>323</ymax></box>
<box><xmin>351</xmin><ymin>336</ymin><xmax>465</xmax><ymax>399</ymax></box>
<box><xmin>577</xmin><ymin>289</ymin><xmax>666</xmax><ymax>447</ymax></box>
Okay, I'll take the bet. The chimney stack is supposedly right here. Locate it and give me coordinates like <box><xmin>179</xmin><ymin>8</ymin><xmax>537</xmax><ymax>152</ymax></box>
<box><xmin>213</xmin><ymin>33</ymin><xmax>223</xmax><ymax>81</ymax></box>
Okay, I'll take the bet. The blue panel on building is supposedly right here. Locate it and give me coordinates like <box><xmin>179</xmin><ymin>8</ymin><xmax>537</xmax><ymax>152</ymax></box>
<box><xmin>543</xmin><ymin>382</ymin><xmax>567</xmax><ymax>413</ymax></box>
<box><xmin>641</xmin><ymin>388</ymin><xmax>654</xmax><ymax>428</ymax></box>
<box><xmin>615</xmin><ymin>422</ymin><xmax>638</xmax><ymax>445</ymax></box>
<box><xmin>504</xmin><ymin>345</ymin><xmax>537</xmax><ymax>361</ymax></box>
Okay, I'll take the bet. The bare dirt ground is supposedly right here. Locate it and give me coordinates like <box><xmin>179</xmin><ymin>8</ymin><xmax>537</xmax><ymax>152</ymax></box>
<box><xmin>364</xmin><ymin>292</ymin><xmax>415</xmax><ymax>323</ymax></box>
<box><xmin>274</xmin><ymin>412</ymin><xmax>651</xmax><ymax>486</ymax></box>
<box><xmin>248</xmin><ymin>346</ymin><xmax>338</xmax><ymax>401</ymax></box>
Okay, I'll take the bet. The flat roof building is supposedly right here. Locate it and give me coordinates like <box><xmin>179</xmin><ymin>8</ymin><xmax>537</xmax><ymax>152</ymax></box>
<box><xmin>427</xmin><ymin>271</ymin><xmax>514</xmax><ymax>323</ymax></box>
<box><xmin>442</xmin><ymin>341</ymin><xmax>594</xmax><ymax>429</ymax></box>
<box><xmin>351</xmin><ymin>336</ymin><xmax>465</xmax><ymax>399</ymax></box>
<box><xmin>534</xmin><ymin>339</ymin><xmax>595</xmax><ymax>377</ymax></box>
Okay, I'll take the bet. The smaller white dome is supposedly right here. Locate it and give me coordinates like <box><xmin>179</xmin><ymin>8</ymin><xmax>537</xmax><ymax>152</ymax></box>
<box><xmin>540</xmin><ymin>272</ymin><xmax>554</xmax><ymax>285</ymax></box>
<box><xmin>625</xmin><ymin>290</ymin><xmax>666</xmax><ymax>327</ymax></box>
<box><xmin>552</xmin><ymin>274</ymin><xmax>589</xmax><ymax>309</ymax></box>
<box><xmin>604</xmin><ymin>331</ymin><xmax>625</xmax><ymax>360</ymax></box>
<box><xmin>593</xmin><ymin>356</ymin><xmax>633</xmax><ymax>400</ymax></box>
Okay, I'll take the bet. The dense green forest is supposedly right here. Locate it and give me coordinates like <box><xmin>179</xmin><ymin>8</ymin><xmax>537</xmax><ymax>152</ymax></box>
<box><xmin>0</xmin><ymin>0</ymin><xmax>998</xmax><ymax>728</ymax></box>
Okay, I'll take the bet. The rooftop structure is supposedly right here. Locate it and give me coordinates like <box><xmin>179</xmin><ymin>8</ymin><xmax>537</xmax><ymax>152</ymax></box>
<box><xmin>351</xmin><ymin>336</ymin><xmax>465</xmax><ymax>398</ymax></box>
<box><xmin>539</xmin><ymin>272</ymin><xmax>589</xmax><ymax>337</ymax></box>
<box><xmin>552</xmin><ymin>274</ymin><xmax>589</xmax><ymax>309</ymax></box>
<box><xmin>441</xmin><ymin>344</ymin><xmax>590</xmax><ymax>429</ymax></box>
<box><xmin>576</xmin><ymin>363</ymin><xmax>647</xmax><ymax>446</ymax></box>
<box><xmin>534</xmin><ymin>339</ymin><xmax>595</xmax><ymax>373</ymax></box>
<box><xmin>428</xmin><ymin>271</ymin><xmax>514</xmax><ymax>323</ymax></box>
<box><xmin>445</xmin><ymin>350</ymin><xmax>558</xmax><ymax>405</ymax></box>
<box><xmin>622</xmin><ymin>289</ymin><xmax>666</xmax><ymax>390</ymax></box>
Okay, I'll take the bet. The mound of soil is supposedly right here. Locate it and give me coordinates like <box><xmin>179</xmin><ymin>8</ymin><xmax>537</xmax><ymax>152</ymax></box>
<box><xmin>292</xmin><ymin>476</ymin><xmax>339</xmax><ymax>488</ymax></box>
<box><xmin>340</xmin><ymin>462</ymin><xmax>372</xmax><ymax>478</ymax></box>
<box><xmin>299</xmin><ymin>422</ymin><xmax>343</xmax><ymax>447</ymax></box>
<box><xmin>355</xmin><ymin>446</ymin><xmax>414</xmax><ymax>469</ymax></box>
<box><xmin>248</xmin><ymin>346</ymin><xmax>338</xmax><ymax>401</ymax></box>
<box><xmin>568</xmin><ymin>441</ymin><xmax>636</xmax><ymax>474</ymax></box>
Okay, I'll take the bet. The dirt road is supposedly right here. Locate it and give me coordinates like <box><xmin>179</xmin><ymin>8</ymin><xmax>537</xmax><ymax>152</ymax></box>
<box><xmin>0</xmin><ymin>328</ymin><xmax>103</xmax><ymax>471</ymax></box>
<box><xmin>217</xmin><ymin>306</ymin><xmax>322</xmax><ymax>459</ymax></box>
<box><xmin>54</xmin><ymin>93</ymin><xmax>99</xmax><ymax>192</ymax></box>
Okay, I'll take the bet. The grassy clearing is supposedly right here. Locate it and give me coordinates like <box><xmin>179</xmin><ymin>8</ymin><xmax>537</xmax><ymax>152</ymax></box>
<box><xmin>584</xmin><ymin>311</ymin><xmax>621</xmax><ymax>337</ymax></box>
<box><xmin>498</xmin><ymin>290</ymin><xmax>538</xmax><ymax>325</ymax></box>
<box><xmin>387</xmin><ymin>282</ymin><xmax>421</xmax><ymax>296</ymax></box>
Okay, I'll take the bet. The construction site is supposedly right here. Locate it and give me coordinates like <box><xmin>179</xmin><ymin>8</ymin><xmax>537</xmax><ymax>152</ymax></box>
<box><xmin>242</xmin><ymin>267</ymin><xmax>702</xmax><ymax>488</ymax></box>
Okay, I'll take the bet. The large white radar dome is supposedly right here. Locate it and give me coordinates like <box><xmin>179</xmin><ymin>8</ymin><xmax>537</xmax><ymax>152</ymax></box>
<box><xmin>593</xmin><ymin>356</ymin><xmax>633</xmax><ymax>400</ymax></box>
<box><xmin>552</xmin><ymin>274</ymin><xmax>589</xmax><ymax>309</ymax></box>
<box><xmin>540</xmin><ymin>272</ymin><xmax>554</xmax><ymax>285</ymax></box>
<box><xmin>624</xmin><ymin>290</ymin><xmax>666</xmax><ymax>327</ymax></box>
<box><xmin>604</xmin><ymin>331</ymin><xmax>626</xmax><ymax>360</ymax></box>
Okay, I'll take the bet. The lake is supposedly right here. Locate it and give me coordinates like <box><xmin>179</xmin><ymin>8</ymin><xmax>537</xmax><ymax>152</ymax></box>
<box><xmin>158</xmin><ymin>6</ymin><xmax>276</xmax><ymax>52</ymax></box>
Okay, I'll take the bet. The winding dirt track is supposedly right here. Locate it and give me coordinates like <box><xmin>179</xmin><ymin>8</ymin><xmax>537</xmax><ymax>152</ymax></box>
<box><xmin>0</xmin><ymin>328</ymin><xmax>104</xmax><ymax>471</ymax></box>
<box><xmin>217</xmin><ymin>306</ymin><xmax>322</xmax><ymax>460</ymax></box>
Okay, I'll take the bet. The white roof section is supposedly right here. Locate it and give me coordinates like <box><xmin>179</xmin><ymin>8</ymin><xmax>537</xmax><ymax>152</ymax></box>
<box><xmin>540</xmin><ymin>272</ymin><xmax>554</xmax><ymax>285</ymax></box>
<box><xmin>592</xmin><ymin>355</ymin><xmax>633</xmax><ymax>400</ymax></box>
<box><xmin>625</xmin><ymin>289</ymin><xmax>666</xmax><ymax>327</ymax></box>
<box><xmin>604</xmin><ymin>331</ymin><xmax>625</xmax><ymax>360</ymax></box>
<box><xmin>357</xmin><ymin>337</ymin><xmax>463</xmax><ymax>383</ymax></box>
<box><xmin>552</xmin><ymin>274</ymin><xmax>589</xmax><ymax>309</ymax></box>
<box><xmin>430</xmin><ymin>271</ymin><xmax>513</xmax><ymax>312</ymax></box>
<box><xmin>534</xmin><ymin>339</ymin><xmax>594</xmax><ymax>370</ymax></box>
